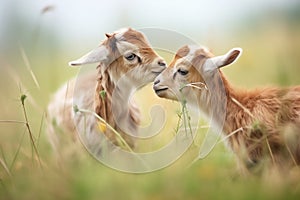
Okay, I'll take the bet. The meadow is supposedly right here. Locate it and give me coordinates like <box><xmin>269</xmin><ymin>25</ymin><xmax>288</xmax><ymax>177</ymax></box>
<box><xmin>1</xmin><ymin>4</ymin><xmax>300</xmax><ymax>200</ymax></box>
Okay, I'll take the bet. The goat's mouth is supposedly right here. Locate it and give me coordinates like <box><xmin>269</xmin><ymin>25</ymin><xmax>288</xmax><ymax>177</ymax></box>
<box><xmin>151</xmin><ymin>70</ymin><xmax>164</xmax><ymax>76</ymax></box>
<box><xmin>154</xmin><ymin>87</ymin><xmax>168</xmax><ymax>94</ymax></box>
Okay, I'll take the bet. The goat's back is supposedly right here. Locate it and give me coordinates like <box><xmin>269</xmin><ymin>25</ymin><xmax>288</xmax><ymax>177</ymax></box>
<box><xmin>46</xmin><ymin>72</ymin><xmax>97</xmax><ymax>149</ymax></box>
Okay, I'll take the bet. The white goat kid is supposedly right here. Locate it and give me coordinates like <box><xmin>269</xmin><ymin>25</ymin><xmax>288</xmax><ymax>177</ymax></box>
<box><xmin>47</xmin><ymin>28</ymin><xmax>166</xmax><ymax>154</ymax></box>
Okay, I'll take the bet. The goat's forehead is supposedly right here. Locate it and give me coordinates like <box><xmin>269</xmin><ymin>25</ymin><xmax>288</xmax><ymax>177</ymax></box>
<box><xmin>115</xmin><ymin>28</ymin><xmax>147</xmax><ymax>44</ymax></box>
<box><xmin>116</xmin><ymin>41</ymin><xmax>139</xmax><ymax>54</ymax></box>
<box><xmin>114</xmin><ymin>28</ymin><xmax>130</xmax><ymax>40</ymax></box>
<box><xmin>171</xmin><ymin>45</ymin><xmax>211</xmax><ymax>67</ymax></box>
<box><xmin>113</xmin><ymin>29</ymin><xmax>153</xmax><ymax>53</ymax></box>
<box><xmin>184</xmin><ymin>45</ymin><xmax>210</xmax><ymax>59</ymax></box>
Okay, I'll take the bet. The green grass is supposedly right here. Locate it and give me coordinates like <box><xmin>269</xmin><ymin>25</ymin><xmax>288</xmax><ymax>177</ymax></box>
<box><xmin>1</xmin><ymin>24</ymin><xmax>300</xmax><ymax>200</ymax></box>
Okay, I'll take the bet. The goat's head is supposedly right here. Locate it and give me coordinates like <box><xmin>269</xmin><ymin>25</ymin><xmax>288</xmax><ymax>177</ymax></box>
<box><xmin>153</xmin><ymin>45</ymin><xmax>242</xmax><ymax>102</ymax></box>
<box><xmin>69</xmin><ymin>28</ymin><xmax>166</xmax><ymax>85</ymax></box>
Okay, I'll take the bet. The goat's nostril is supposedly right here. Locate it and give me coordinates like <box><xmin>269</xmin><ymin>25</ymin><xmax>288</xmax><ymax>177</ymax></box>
<box><xmin>154</xmin><ymin>79</ymin><xmax>160</xmax><ymax>85</ymax></box>
<box><xmin>158</xmin><ymin>60</ymin><xmax>166</xmax><ymax>67</ymax></box>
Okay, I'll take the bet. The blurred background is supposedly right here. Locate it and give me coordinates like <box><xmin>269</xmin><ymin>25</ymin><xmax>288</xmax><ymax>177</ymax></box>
<box><xmin>0</xmin><ymin>0</ymin><xmax>300</xmax><ymax>199</ymax></box>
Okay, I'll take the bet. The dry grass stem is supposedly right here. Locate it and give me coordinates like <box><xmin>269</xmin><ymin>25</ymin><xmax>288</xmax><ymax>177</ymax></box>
<box><xmin>0</xmin><ymin>157</ymin><xmax>12</xmax><ymax>178</ymax></box>
<box><xmin>0</xmin><ymin>120</ymin><xmax>26</xmax><ymax>124</ymax></box>
<box><xmin>180</xmin><ymin>82</ymin><xmax>208</xmax><ymax>91</ymax></box>
<box><xmin>285</xmin><ymin>144</ymin><xmax>298</xmax><ymax>167</ymax></box>
<box><xmin>265</xmin><ymin>138</ymin><xmax>275</xmax><ymax>165</ymax></box>
<box><xmin>231</xmin><ymin>97</ymin><xmax>255</xmax><ymax>119</ymax></box>
<box><xmin>217</xmin><ymin>127</ymin><xmax>244</xmax><ymax>144</ymax></box>
<box><xmin>20</xmin><ymin>46</ymin><xmax>40</xmax><ymax>90</ymax></box>
<box><xmin>10</xmin><ymin>129</ymin><xmax>26</xmax><ymax>171</ymax></box>
<box><xmin>75</xmin><ymin>107</ymin><xmax>134</xmax><ymax>153</ymax></box>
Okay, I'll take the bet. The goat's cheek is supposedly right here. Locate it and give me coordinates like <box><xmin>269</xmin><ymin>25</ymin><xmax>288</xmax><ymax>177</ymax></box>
<box><xmin>131</xmin><ymin>65</ymin><xmax>148</xmax><ymax>81</ymax></box>
<box><xmin>142</xmin><ymin>64</ymin><xmax>153</xmax><ymax>76</ymax></box>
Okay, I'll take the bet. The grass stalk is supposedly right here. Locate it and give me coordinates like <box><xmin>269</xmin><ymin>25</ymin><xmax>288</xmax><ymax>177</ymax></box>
<box><xmin>230</xmin><ymin>97</ymin><xmax>254</xmax><ymax>119</ymax></box>
<box><xmin>0</xmin><ymin>120</ymin><xmax>26</xmax><ymax>124</ymax></box>
<box><xmin>74</xmin><ymin>106</ymin><xmax>134</xmax><ymax>153</ymax></box>
<box><xmin>20</xmin><ymin>94</ymin><xmax>41</xmax><ymax>168</ymax></box>
<box><xmin>265</xmin><ymin>138</ymin><xmax>275</xmax><ymax>165</ymax></box>
<box><xmin>0</xmin><ymin>154</ymin><xmax>12</xmax><ymax>178</ymax></box>
<box><xmin>73</xmin><ymin>105</ymin><xmax>151</xmax><ymax>170</ymax></box>
<box><xmin>217</xmin><ymin>127</ymin><xmax>244</xmax><ymax>144</ymax></box>
<box><xmin>180</xmin><ymin>82</ymin><xmax>208</xmax><ymax>91</ymax></box>
<box><xmin>10</xmin><ymin>129</ymin><xmax>26</xmax><ymax>171</ymax></box>
<box><xmin>285</xmin><ymin>144</ymin><xmax>298</xmax><ymax>167</ymax></box>
<box><xmin>173</xmin><ymin>110</ymin><xmax>182</xmax><ymax>136</ymax></box>
<box><xmin>20</xmin><ymin>46</ymin><xmax>40</xmax><ymax>89</ymax></box>
<box><xmin>37</xmin><ymin>112</ymin><xmax>45</xmax><ymax>148</ymax></box>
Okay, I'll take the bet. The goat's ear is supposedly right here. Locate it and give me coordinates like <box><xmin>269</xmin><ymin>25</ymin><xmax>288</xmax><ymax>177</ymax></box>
<box><xmin>68</xmin><ymin>45</ymin><xmax>109</xmax><ymax>66</ymax></box>
<box><xmin>208</xmin><ymin>48</ymin><xmax>242</xmax><ymax>69</ymax></box>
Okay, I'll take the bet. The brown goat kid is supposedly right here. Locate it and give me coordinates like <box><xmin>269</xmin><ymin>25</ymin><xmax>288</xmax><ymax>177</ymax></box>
<box><xmin>48</xmin><ymin>28</ymin><xmax>166</xmax><ymax>152</ymax></box>
<box><xmin>153</xmin><ymin>45</ymin><xmax>300</xmax><ymax>170</ymax></box>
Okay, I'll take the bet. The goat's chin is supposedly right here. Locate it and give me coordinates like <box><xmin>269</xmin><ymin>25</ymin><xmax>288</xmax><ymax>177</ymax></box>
<box><xmin>154</xmin><ymin>89</ymin><xmax>166</xmax><ymax>97</ymax></box>
<box><xmin>155</xmin><ymin>91</ymin><xmax>178</xmax><ymax>101</ymax></box>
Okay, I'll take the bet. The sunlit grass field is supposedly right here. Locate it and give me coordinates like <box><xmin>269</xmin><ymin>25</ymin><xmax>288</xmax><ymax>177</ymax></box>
<box><xmin>1</xmin><ymin>21</ymin><xmax>300</xmax><ymax>199</ymax></box>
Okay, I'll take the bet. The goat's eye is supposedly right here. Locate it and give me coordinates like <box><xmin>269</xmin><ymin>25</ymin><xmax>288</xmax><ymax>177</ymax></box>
<box><xmin>177</xmin><ymin>68</ymin><xmax>188</xmax><ymax>76</ymax></box>
<box><xmin>125</xmin><ymin>53</ymin><xmax>136</xmax><ymax>61</ymax></box>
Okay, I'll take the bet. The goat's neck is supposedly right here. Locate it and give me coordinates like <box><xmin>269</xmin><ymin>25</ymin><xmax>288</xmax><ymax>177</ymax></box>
<box><xmin>194</xmin><ymin>71</ymin><xmax>247</xmax><ymax>134</ymax></box>
<box><xmin>95</xmin><ymin>71</ymin><xmax>136</xmax><ymax>117</ymax></box>
<box><xmin>94</xmin><ymin>70</ymin><xmax>137</xmax><ymax>147</ymax></box>
<box><xmin>95</xmin><ymin>70</ymin><xmax>139</xmax><ymax>138</ymax></box>
<box><xmin>94</xmin><ymin>71</ymin><xmax>114</xmax><ymax>123</ymax></box>
<box><xmin>212</xmin><ymin>72</ymin><xmax>253</xmax><ymax>134</ymax></box>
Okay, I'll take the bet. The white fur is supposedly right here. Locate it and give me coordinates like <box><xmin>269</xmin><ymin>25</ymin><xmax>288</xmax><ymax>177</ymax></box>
<box><xmin>69</xmin><ymin>45</ymin><xmax>109</xmax><ymax>66</ymax></box>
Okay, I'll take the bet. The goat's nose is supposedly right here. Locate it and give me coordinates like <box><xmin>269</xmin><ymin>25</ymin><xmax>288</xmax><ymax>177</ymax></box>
<box><xmin>158</xmin><ymin>60</ymin><xmax>166</xmax><ymax>67</ymax></box>
<box><xmin>154</xmin><ymin>79</ymin><xmax>160</xmax><ymax>85</ymax></box>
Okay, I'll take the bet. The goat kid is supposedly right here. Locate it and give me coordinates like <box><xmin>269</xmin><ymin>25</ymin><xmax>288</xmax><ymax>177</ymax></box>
<box><xmin>153</xmin><ymin>45</ymin><xmax>300</xmax><ymax>170</ymax></box>
<box><xmin>48</xmin><ymin>28</ymin><xmax>166</xmax><ymax>152</ymax></box>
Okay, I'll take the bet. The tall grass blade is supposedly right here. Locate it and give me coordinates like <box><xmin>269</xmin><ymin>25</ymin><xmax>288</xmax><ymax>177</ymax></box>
<box><xmin>20</xmin><ymin>94</ymin><xmax>42</xmax><ymax>168</ymax></box>
<box><xmin>0</xmin><ymin>149</ymin><xmax>12</xmax><ymax>178</ymax></box>
<box><xmin>37</xmin><ymin>112</ymin><xmax>45</xmax><ymax>148</ymax></box>
<box><xmin>0</xmin><ymin>120</ymin><xmax>26</xmax><ymax>124</ymax></box>
<box><xmin>10</xmin><ymin>129</ymin><xmax>26</xmax><ymax>171</ymax></box>
<box><xmin>20</xmin><ymin>46</ymin><xmax>40</xmax><ymax>89</ymax></box>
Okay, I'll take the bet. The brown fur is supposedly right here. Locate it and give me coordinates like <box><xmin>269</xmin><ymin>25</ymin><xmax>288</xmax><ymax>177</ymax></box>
<box><xmin>223</xmin><ymin>78</ymin><xmax>300</xmax><ymax>166</ymax></box>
